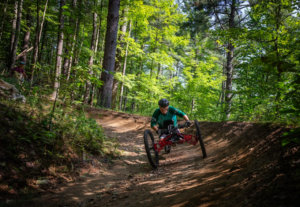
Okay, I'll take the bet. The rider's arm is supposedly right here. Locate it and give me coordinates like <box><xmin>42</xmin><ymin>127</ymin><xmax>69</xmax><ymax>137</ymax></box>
<box><xmin>152</xmin><ymin>125</ymin><xmax>158</xmax><ymax>132</ymax></box>
<box><xmin>169</xmin><ymin>106</ymin><xmax>186</xmax><ymax>118</ymax></box>
<box><xmin>183</xmin><ymin>115</ymin><xmax>189</xmax><ymax>121</ymax></box>
<box><xmin>169</xmin><ymin>106</ymin><xmax>190</xmax><ymax>122</ymax></box>
<box><xmin>23</xmin><ymin>71</ymin><xmax>28</xmax><ymax>78</ymax></box>
<box><xmin>151</xmin><ymin>109</ymin><xmax>160</xmax><ymax>132</ymax></box>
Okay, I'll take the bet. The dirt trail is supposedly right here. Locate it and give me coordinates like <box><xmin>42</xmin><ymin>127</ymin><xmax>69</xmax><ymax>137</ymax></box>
<box><xmin>30</xmin><ymin>108</ymin><xmax>295</xmax><ymax>207</ymax></box>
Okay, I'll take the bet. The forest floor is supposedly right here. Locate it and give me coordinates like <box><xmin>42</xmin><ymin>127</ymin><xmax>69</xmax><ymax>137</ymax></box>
<box><xmin>17</xmin><ymin>108</ymin><xmax>300</xmax><ymax>207</ymax></box>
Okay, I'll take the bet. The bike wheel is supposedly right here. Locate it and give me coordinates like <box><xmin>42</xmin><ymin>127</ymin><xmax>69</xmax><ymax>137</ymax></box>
<box><xmin>144</xmin><ymin>129</ymin><xmax>159</xmax><ymax>168</ymax></box>
<box><xmin>195</xmin><ymin>119</ymin><xmax>207</xmax><ymax>158</ymax></box>
<box><xmin>164</xmin><ymin>146</ymin><xmax>171</xmax><ymax>154</ymax></box>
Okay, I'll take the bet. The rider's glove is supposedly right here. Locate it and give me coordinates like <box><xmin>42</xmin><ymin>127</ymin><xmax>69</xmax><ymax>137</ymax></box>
<box><xmin>186</xmin><ymin>120</ymin><xmax>191</xmax><ymax>127</ymax></box>
<box><xmin>156</xmin><ymin>129</ymin><xmax>162</xmax><ymax>135</ymax></box>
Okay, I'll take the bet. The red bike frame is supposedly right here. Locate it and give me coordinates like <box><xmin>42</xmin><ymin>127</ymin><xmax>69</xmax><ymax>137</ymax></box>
<box><xmin>153</xmin><ymin>133</ymin><xmax>198</xmax><ymax>153</ymax></box>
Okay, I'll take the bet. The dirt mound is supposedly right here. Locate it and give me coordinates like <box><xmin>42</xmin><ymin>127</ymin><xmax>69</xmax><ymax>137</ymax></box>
<box><xmin>11</xmin><ymin>108</ymin><xmax>300</xmax><ymax>207</ymax></box>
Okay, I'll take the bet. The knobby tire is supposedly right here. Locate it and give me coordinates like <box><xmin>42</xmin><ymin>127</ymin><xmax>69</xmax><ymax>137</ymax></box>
<box><xmin>195</xmin><ymin>119</ymin><xmax>207</xmax><ymax>158</ymax></box>
<box><xmin>144</xmin><ymin>129</ymin><xmax>159</xmax><ymax>168</ymax></box>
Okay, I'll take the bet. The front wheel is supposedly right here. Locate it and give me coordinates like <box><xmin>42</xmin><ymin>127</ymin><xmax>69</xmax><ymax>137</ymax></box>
<box><xmin>195</xmin><ymin>119</ymin><xmax>207</xmax><ymax>158</ymax></box>
<box><xmin>144</xmin><ymin>129</ymin><xmax>159</xmax><ymax>168</ymax></box>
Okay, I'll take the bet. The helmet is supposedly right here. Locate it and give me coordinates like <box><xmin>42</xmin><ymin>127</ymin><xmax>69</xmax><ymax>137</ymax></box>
<box><xmin>158</xmin><ymin>98</ymin><xmax>169</xmax><ymax>107</ymax></box>
<box><xmin>19</xmin><ymin>61</ymin><xmax>25</xmax><ymax>65</ymax></box>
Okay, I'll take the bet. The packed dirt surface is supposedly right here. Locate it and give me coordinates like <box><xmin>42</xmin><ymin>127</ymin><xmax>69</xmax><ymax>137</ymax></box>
<box><xmin>27</xmin><ymin>108</ymin><xmax>300</xmax><ymax>207</ymax></box>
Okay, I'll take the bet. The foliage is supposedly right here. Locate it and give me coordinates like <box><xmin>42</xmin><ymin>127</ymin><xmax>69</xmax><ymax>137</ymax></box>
<box><xmin>1</xmin><ymin>0</ymin><xmax>300</xmax><ymax>125</ymax></box>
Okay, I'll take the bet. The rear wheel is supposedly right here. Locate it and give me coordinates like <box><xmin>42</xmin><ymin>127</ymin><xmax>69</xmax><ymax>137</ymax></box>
<box><xmin>144</xmin><ymin>129</ymin><xmax>159</xmax><ymax>168</ymax></box>
<box><xmin>164</xmin><ymin>146</ymin><xmax>171</xmax><ymax>153</ymax></box>
<box><xmin>195</xmin><ymin>119</ymin><xmax>207</xmax><ymax>158</ymax></box>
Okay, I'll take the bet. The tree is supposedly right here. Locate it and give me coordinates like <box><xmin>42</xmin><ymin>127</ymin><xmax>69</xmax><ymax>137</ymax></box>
<box><xmin>20</xmin><ymin>7</ymin><xmax>32</xmax><ymax>64</ymax></box>
<box><xmin>9</xmin><ymin>0</ymin><xmax>23</xmax><ymax>71</ymax></box>
<box><xmin>111</xmin><ymin>8</ymin><xmax>128</xmax><ymax>110</ymax></box>
<box><xmin>99</xmin><ymin>0</ymin><xmax>120</xmax><ymax>108</ymax></box>
<box><xmin>83</xmin><ymin>0</ymin><xmax>98</xmax><ymax>105</ymax></box>
<box><xmin>52</xmin><ymin>0</ymin><xmax>65</xmax><ymax>99</ymax></box>
<box><xmin>0</xmin><ymin>0</ymin><xmax>9</xmax><ymax>44</ymax></box>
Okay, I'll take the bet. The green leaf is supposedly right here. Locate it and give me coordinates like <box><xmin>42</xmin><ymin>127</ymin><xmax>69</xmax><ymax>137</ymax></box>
<box><xmin>281</xmin><ymin>138</ymin><xmax>290</xmax><ymax>147</ymax></box>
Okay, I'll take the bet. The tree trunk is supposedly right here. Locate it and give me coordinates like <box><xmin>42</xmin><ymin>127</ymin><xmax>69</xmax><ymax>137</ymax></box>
<box><xmin>0</xmin><ymin>0</ymin><xmax>9</xmax><ymax>44</ymax></box>
<box><xmin>67</xmin><ymin>18</ymin><xmax>78</xmax><ymax>81</ymax></box>
<box><xmin>20</xmin><ymin>11</ymin><xmax>31</xmax><ymax>64</ymax></box>
<box><xmin>10</xmin><ymin>0</ymin><xmax>18</xmax><ymax>56</ymax></box>
<box><xmin>83</xmin><ymin>8</ymin><xmax>97</xmax><ymax>105</ymax></box>
<box><xmin>95</xmin><ymin>0</ymin><xmax>105</xmax><ymax>106</ymax></box>
<box><xmin>156</xmin><ymin>63</ymin><xmax>161</xmax><ymax>79</ymax></box>
<box><xmin>119</xmin><ymin>22</ymin><xmax>131</xmax><ymax>110</ymax></box>
<box><xmin>49</xmin><ymin>40</ymin><xmax>54</xmax><ymax>65</ymax></box>
<box><xmin>111</xmin><ymin>8</ymin><xmax>128</xmax><ymax>109</ymax></box>
<box><xmin>62</xmin><ymin>36</ymin><xmax>70</xmax><ymax>76</ymax></box>
<box><xmin>191</xmin><ymin>98</ymin><xmax>195</xmax><ymax>113</ymax></box>
<box><xmin>63</xmin><ymin>0</ymin><xmax>76</xmax><ymax>79</ymax></box>
<box><xmin>38</xmin><ymin>0</ymin><xmax>48</xmax><ymax>43</ymax></box>
<box><xmin>38</xmin><ymin>20</ymin><xmax>47</xmax><ymax>63</ymax></box>
<box><xmin>30</xmin><ymin>0</ymin><xmax>40</xmax><ymax>83</ymax></box>
<box><xmin>30</xmin><ymin>0</ymin><xmax>48</xmax><ymax>84</ymax></box>
<box><xmin>122</xmin><ymin>88</ymin><xmax>127</xmax><ymax>111</ymax></box>
<box><xmin>52</xmin><ymin>0</ymin><xmax>65</xmax><ymax>99</ymax></box>
<box><xmin>224</xmin><ymin>1</ymin><xmax>236</xmax><ymax>120</ymax></box>
<box><xmin>9</xmin><ymin>0</ymin><xmax>23</xmax><ymax>71</ymax></box>
<box><xmin>96</xmin><ymin>33</ymin><xmax>106</xmax><ymax>106</ymax></box>
<box><xmin>99</xmin><ymin>0</ymin><xmax>120</xmax><ymax>108</ymax></box>
<box><xmin>89</xmin><ymin>14</ymin><xmax>103</xmax><ymax>107</ymax></box>
<box><xmin>70</xmin><ymin>10</ymin><xmax>83</xmax><ymax>103</ymax></box>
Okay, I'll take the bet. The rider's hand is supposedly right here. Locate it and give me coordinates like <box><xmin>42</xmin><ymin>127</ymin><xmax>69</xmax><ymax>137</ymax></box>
<box><xmin>186</xmin><ymin>120</ymin><xmax>191</xmax><ymax>127</ymax></box>
<box><xmin>156</xmin><ymin>129</ymin><xmax>162</xmax><ymax>135</ymax></box>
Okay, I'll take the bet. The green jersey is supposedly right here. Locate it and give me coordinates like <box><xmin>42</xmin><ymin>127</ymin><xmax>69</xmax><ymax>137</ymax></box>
<box><xmin>151</xmin><ymin>106</ymin><xmax>186</xmax><ymax>129</ymax></box>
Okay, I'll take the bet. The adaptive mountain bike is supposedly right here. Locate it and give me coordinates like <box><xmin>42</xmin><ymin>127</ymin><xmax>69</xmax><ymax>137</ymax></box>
<box><xmin>143</xmin><ymin>119</ymin><xmax>207</xmax><ymax>168</ymax></box>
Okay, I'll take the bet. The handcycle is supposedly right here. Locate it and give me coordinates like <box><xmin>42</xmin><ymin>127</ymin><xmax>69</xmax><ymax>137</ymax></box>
<box><xmin>143</xmin><ymin>119</ymin><xmax>207</xmax><ymax>168</ymax></box>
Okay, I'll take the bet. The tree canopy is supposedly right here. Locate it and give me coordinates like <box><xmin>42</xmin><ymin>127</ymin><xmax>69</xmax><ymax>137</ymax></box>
<box><xmin>0</xmin><ymin>0</ymin><xmax>300</xmax><ymax>124</ymax></box>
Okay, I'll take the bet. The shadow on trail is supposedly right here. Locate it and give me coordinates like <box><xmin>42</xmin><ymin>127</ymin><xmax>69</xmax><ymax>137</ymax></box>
<box><xmin>28</xmin><ymin>109</ymin><xmax>289</xmax><ymax>207</ymax></box>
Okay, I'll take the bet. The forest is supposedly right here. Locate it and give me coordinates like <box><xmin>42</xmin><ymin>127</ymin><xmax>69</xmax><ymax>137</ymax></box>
<box><xmin>1</xmin><ymin>0</ymin><xmax>299</xmax><ymax>123</ymax></box>
<box><xmin>0</xmin><ymin>0</ymin><xmax>300</xmax><ymax>206</ymax></box>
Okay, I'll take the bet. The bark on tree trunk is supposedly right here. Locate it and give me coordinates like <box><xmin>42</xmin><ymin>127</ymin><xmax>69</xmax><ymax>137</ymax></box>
<box><xmin>83</xmin><ymin>9</ymin><xmax>97</xmax><ymax>105</ymax></box>
<box><xmin>224</xmin><ymin>1</ymin><xmax>236</xmax><ymax>120</ymax></box>
<box><xmin>99</xmin><ymin>0</ymin><xmax>120</xmax><ymax>108</ymax></box>
<box><xmin>96</xmin><ymin>34</ymin><xmax>106</xmax><ymax>106</ymax></box>
<box><xmin>9</xmin><ymin>0</ymin><xmax>23</xmax><ymax>71</ymax></box>
<box><xmin>49</xmin><ymin>40</ymin><xmax>53</xmax><ymax>65</ymax></box>
<box><xmin>156</xmin><ymin>63</ymin><xmax>161</xmax><ymax>79</ymax></box>
<box><xmin>122</xmin><ymin>88</ymin><xmax>127</xmax><ymax>111</ymax></box>
<box><xmin>62</xmin><ymin>35</ymin><xmax>70</xmax><ymax>76</ymax></box>
<box><xmin>38</xmin><ymin>21</ymin><xmax>47</xmax><ymax>63</ymax></box>
<box><xmin>0</xmin><ymin>0</ymin><xmax>9</xmax><ymax>44</ymax></box>
<box><xmin>10</xmin><ymin>0</ymin><xmax>18</xmax><ymax>57</ymax></box>
<box><xmin>38</xmin><ymin>0</ymin><xmax>48</xmax><ymax>42</ymax></box>
<box><xmin>30</xmin><ymin>0</ymin><xmax>40</xmax><ymax>83</ymax></box>
<box><xmin>191</xmin><ymin>98</ymin><xmax>195</xmax><ymax>113</ymax></box>
<box><xmin>72</xmin><ymin>0</ymin><xmax>82</xmax><ymax>69</ymax></box>
<box><xmin>111</xmin><ymin>8</ymin><xmax>128</xmax><ymax>110</ymax></box>
<box><xmin>95</xmin><ymin>0</ymin><xmax>105</xmax><ymax>106</ymax></box>
<box><xmin>89</xmin><ymin>13</ymin><xmax>103</xmax><ymax>107</ymax></box>
<box><xmin>20</xmin><ymin>11</ymin><xmax>31</xmax><ymax>64</ymax></box>
<box><xmin>67</xmin><ymin>18</ymin><xmax>78</xmax><ymax>81</ymax></box>
<box><xmin>52</xmin><ymin>0</ymin><xmax>65</xmax><ymax>99</ymax></box>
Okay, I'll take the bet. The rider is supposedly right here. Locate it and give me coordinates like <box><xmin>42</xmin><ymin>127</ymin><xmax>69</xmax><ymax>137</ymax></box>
<box><xmin>10</xmin><ymin>61</ymin><xmax>28</xmax><ymax>84</ymax></box>
<box><xmin>151</xmin><ymin>98</ymin><xmax>191</xmax><ymax>140</ymax></box>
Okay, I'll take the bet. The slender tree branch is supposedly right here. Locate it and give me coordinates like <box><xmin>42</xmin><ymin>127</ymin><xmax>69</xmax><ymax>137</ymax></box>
<box><xmin>15</xmin><ymin>47</ymin><xmax>34</xmax><ymax>60</ymax></box>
